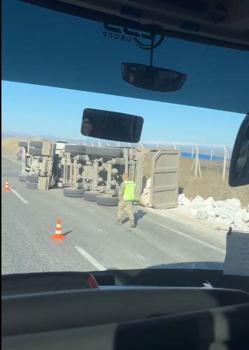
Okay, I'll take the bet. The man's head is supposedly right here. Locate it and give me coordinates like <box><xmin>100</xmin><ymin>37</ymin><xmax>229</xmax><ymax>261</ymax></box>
<box><xmin>83</xmin><ymin>118</ymin><xmax>93</xmax><ymax>136</ymax></box>
<box><xmin>129</xmin><ymin>72</ymin><xmax>136</xmax><ymax>84</ymax></box>
<box><xmin>122</xmin><ymin>173</ymin><xmax>129</xmax><ymax>181</ymax></box>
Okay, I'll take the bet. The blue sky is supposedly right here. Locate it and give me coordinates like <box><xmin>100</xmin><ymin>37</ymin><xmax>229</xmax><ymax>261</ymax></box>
<box><xmin>2</xmin><ymin>81</ymin><xmax>244</xmax><ymax>147</ymax></box>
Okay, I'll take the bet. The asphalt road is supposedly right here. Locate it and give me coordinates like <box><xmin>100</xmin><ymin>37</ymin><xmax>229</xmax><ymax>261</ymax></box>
<box><xmin>2</xmin><ymin>155</ymin><xmax>226</xmax><ymax>274</ymax></box>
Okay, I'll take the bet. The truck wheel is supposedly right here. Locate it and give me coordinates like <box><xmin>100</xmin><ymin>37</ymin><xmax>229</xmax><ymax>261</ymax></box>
<box><xmin>19</xmin><ymin>174</ymin><xmax>27</xmax><ymax>182</ymax></box>
<box><xmin>26</xmin><ymin>181</ymin><xmax>38</xmax><ymax>190</ymax></box>
<box><xmin>96</xmin><ymin>195</ymin><xmax>119</xmax><ymax>206</ymax></box>
<box><xmin>63</xmin><ymin>188</ymin><xmax>85</xmax><ymax>198</ymax></box>
<box><xmin>26</xmin><ymin>175</ymin><xmax>39</xmax><ymax>183</ymax></box>
<box><xmin>84</xmin><ymin>191</ymin><xmax>98</xmax><ymax>202</ymax></box>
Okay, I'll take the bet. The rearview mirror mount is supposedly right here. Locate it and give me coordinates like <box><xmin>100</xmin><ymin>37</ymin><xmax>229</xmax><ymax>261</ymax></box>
<box><xmin>229</xmin><ymin>114</ymin><xmax>249</xmax><ymax>187</ymax></box>
<box><xmin>81</xmin><ymin>108</ymin><xmax>144</xmax><ymax>143</ymax></box>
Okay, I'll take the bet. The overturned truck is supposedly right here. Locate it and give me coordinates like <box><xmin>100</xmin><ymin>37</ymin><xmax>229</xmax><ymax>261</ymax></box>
<box><xmin>18</xmin><ymin>140</ymin><xmax>180</xmax><ymax>209</ymax></box>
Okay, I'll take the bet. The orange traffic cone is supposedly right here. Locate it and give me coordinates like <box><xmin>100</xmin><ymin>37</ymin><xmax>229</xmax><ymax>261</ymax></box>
<box><xmin>51</xmin><ymin>219</ymin><xmax>65</xmax><ymax>240</ymax></box>
<box><xmin>4</xmin><ymin>181</ymin><xmax>11</xmax><ymax>192</ymax></box>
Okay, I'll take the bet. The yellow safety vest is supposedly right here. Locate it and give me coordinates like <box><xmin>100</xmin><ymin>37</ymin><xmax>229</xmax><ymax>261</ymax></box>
<box><xmin>123</xmin><ymin>181</ymin><xmax>136</xmax><ymax>201</ymax></box>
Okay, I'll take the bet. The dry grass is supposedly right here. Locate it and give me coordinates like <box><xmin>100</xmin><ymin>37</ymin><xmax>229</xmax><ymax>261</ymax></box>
<box><xmin>2</xmin><ymin>138</ymin><xmax>20</xmax><ymax>156</ymax></box>
<box><xmin>2</xmin><ymin>137</ymin><xmax>46</xmax><ymax>156</ymax></box>
<box><xmin>179</xmin><ymin>158</ymin><xmax>249</xmax><ymax>207</ymax></box>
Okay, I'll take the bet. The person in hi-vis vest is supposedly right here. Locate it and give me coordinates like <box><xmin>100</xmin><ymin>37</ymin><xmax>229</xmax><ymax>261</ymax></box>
<box><xmin>117</xmin><ymin>173</ymin><xmax>136</xmax><ymax>228</ymax></box>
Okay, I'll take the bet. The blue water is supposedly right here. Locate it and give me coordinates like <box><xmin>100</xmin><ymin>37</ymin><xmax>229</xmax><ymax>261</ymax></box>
<box><xmin>181</xmin><ymin>152</ymin><xmax>223</xmax><ymax>161</ymax></box>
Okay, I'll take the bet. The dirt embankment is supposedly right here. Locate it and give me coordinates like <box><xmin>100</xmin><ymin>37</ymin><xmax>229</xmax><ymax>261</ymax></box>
<box><xmin>179</xmin><ymin>158</ymin><xmax>249</xmax><ymax>207</ymax></box>
<box><xmin>2</xmin><ymin>137</ymin><xmax>45</xmax><ymax>156</ymax></box>
<box><xmin>2</xmin><ymin>138</ymin><xmax>20</xmax><ymax>156</ymax></box>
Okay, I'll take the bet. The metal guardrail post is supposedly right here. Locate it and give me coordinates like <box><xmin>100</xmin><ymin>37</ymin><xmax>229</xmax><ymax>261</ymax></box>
<box><xmin>191</xmin><ymin>146</ymin><xmax>194</xmax><ymax>158</ymax></box>
<box><xmin>222</xmin><ymin>146</ymin><xmax>228</xmax><ymax>180</ymax></box>
<box><xmin>194</xmin><ymin>144</ymin><xmax>198</xmax><ymax>177</ymax></box>
<box><xmin>210</xmin><ymin>148</ymin><xmax>213</xmax><ymax>160</ymax></box>
<box><xmin>194</xmin><ymin>144</ymin><xmax>202</xmax><ymax>178</ymax></box>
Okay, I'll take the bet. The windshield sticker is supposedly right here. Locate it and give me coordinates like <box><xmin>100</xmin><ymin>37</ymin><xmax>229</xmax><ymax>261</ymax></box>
<box><xmin>103</xmin><ymin>24</ymin><xmax>164</xmax><ymax>50</ymax></box>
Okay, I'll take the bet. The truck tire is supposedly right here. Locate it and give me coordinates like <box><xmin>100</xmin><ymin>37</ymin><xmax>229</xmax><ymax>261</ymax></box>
<box><xmin>26</xmin><ymin>174</ymin><xmax>39</xmax><ymax>183</ymax></box>
<box><xmin>64</xmin><ymin>144</ymin><xmax>86</xmax><ymax>155</ymax></box>
<box><xmin>84</xmin><ymin>191</ymin><xmax>98</xmax><ymax>202</ymax></box>
<box><xmin>18</xmin><ymin>141</ymin><xmax>28</xmax><ymax>148</ymax></box>
<box><xmin>28</xmin><ymin>147</ymin><xmax>42</xmax><ymax>156</ymax></box>
<box><xmin>26</xmin><ymin>181</ymin><xmax>38</xmax><ymax>190</ymax></box>
<box><xmin>96</xmin><ymin>195</ymin><xmax>119</xmax><ymax>206</ymax></box>
<box><xmin>63</xmin><ymin>188</ymin><xmax>85</xmax><ymax>198</ymax></box>
<box><xmin>29</xmin><ymin>141</ymin><xmax>43</xmax><ymax>148</ymax></box>
<box><xmin>19</xmin><ymin>174</ymin><xmax>27</xmax><ymax>182</ymax></box>
<box><xmin>84</xmin><ymin>147</ymin><xmax>123</xmax><ymax>158</ymax></box>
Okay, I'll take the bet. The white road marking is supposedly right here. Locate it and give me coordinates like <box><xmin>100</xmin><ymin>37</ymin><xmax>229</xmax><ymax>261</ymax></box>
<box><xmin>2</xmin><ymin>155</ymin><xmax>28</xmax><ymax>204</ymax></box>
<box><xmin>75</xmin><ymin>245</ymin><xmax>106</xmax><ymax>271</ymax></box>
<box><xmin>145</xmin><ymin>216</ymin><xmax>225</xmax><ymax>254</ymax></box>
<box><xmin>10</xmin><ymin>188</ymin><xmax>29</xmax><ymax>205</ymax></box>
<box><xmin>3</xmin><ymin>154</ymin><xmax>21</xmax><ymax>166</ymax></box>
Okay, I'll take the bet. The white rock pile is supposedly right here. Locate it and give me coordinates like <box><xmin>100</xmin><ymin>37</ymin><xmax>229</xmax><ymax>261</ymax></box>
<box><xmin>178</xmin><ymin>194</ymin><xmax>249</xmax><ymax>231</ymax></box>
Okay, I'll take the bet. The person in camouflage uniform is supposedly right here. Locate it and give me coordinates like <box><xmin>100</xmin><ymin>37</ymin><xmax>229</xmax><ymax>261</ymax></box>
<box><xmin>117</xmin><ymin>173</ymin><xmax>136</xmax><ymax>228</ymax></box>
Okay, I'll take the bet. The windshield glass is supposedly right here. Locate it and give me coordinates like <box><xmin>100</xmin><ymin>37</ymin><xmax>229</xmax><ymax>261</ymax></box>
<box><xmin>2</xmin><ymin>0</ymin><xmax>249</xmax><ymax>275</ymax></box>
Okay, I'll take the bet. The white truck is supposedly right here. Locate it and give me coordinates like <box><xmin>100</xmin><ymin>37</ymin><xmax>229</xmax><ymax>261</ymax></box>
<box><xmin>18</xmin><ymin>140</ymin><xmax>180</xmax><ymax>209</ymax></box>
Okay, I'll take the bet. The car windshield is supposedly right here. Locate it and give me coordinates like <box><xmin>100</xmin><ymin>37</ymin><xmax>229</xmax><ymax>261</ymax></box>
<box><xmin>2</xmin><ymin>0</ymin><xmax>249</xmax><ymax>276</ymax></box>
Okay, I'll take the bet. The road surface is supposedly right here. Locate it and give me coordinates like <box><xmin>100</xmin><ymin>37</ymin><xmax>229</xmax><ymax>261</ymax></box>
<box><xmin>2</xmin><ymin>155</ymin><xmax>226</xmax><ymax>274</ymax></box>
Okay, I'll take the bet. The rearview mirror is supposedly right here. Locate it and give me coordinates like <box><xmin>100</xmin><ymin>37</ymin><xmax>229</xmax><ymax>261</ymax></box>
<box><xmin>81</xmin><ymin>108</ymin><xmax>144</xmax><ymax>143</ymax></box>
<box><xmin>229</xmin><ymin>114</ymin><xmax>249</xmax><ymax>187</ymax></box>
<box><xmin>122</xmin><ymin>63</ymin><xmax>187</xmax><ymax>92</ymax></box>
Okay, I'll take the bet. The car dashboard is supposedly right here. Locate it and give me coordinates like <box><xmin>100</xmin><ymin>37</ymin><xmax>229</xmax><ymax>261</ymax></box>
<box><xmin>2</xmin><ymin>269</ymin><xmax>249</xmax><ymax>350</ymax></box>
